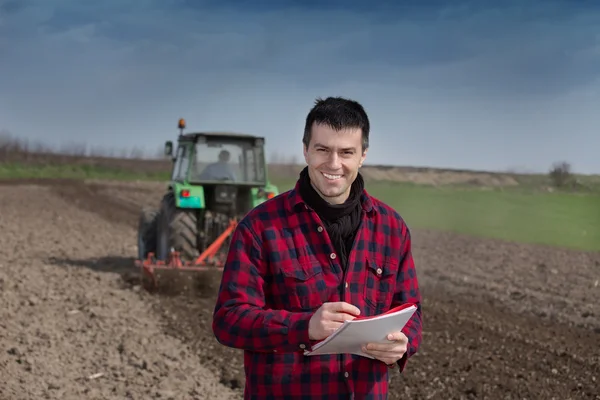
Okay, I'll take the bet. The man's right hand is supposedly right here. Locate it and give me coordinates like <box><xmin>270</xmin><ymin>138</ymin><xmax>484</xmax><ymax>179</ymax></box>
<box><xmin>308</xmin><ymin>302</ymin><xmax>361</xmax><ymax>341</ymax></box>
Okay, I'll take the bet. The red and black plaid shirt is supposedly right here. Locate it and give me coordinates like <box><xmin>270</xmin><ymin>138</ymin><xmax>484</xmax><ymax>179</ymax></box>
<box><xmin>212</xmin><ymin>180</ymin><xmax>422</xmax><ymax>399</ymax></box>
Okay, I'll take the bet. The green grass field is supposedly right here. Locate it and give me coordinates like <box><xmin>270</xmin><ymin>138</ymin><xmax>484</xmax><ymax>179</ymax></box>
<box><xmin>269</xmin><ymin>177</ymin><xmax>600</xmax><ymax>253</ymax></box>
<box><xmin>368</xmin><ymin>181</ymin><xmax>599</xmax><ymax>252</ymax></box>
<box><xmin>0</xmin><ymin>162</ymin><xmax>170</xmax><ymax>181</ymax></box>
<box><xmin>2</xmin><ymin>162</ymin><xmax>599</xmax><ymax>252</ymax></box>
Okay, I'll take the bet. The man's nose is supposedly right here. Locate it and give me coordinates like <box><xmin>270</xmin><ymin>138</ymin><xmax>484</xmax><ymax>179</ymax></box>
<box><xmin>326</xmin><ymin>152</ymin><xmax>342</xmax><ymax>169</ymax></box>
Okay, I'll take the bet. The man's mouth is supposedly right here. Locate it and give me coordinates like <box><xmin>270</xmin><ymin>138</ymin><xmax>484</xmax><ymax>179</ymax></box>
<box><xmin>322</xmin><ymin>172</ymin><xmax>343</xmax><ymax>181</ymax></box>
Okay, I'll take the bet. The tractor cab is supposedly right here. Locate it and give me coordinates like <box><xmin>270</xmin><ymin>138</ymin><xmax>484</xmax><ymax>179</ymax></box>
<box><xmin>165</xmin><ymin>132</ymin><xmax>267</xmax><ymax>186</ymax></box>
<box><xmin>163</xmin><ymin>119</ymin><xmax>278</xmax><ymax>218</ymax></box>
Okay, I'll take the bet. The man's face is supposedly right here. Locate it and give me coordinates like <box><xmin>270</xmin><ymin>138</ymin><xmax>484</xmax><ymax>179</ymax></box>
<box><xmin>219</xmin><ymin>151</ymin><xmax>229</xmax><ymax>163</ymax></box>
<box><xmin>303</xmin><ymin>122</ymin><xmax>367</xmax><ymax>205</ymax></box>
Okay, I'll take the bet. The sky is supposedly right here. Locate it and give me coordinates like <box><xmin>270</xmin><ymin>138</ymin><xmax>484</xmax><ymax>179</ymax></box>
<box><xmin>1</xmin><ymin>0</ymin><xmax>599</xmax><ymax>174</ymax></box>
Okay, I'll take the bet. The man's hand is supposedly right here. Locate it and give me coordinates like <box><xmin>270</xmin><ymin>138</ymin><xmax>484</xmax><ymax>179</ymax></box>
<box><xmin>308</xmin><ymin>302</ymin><xmax>361</xmax><ymax>341</ymax></box>
<box><xmin>362</xmin><ymin>331</ymin><xmax>408</xmax><ymax>365</ymax></box>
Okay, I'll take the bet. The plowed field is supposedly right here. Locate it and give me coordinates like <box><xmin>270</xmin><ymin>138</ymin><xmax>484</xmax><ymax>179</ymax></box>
<box><xmin>1</xmin><ymin>179</ymin><xmax>598</xmax><ymax>400</ymax></box>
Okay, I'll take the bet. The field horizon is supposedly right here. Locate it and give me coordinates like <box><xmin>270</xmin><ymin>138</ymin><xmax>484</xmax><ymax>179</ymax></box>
<box><xmin>2</xmin><ymin>131</ymin><xmax>599</xmax><ymax>191</ymax></box>
<box><xmin>2</xmin><ymin>133</ymin><xmax>599</xmax><ymax>252</ymax></box>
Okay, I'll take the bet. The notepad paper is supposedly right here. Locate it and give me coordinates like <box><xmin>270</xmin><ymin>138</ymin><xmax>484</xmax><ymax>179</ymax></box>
<box><xmin>303</xmin><ymin>303</ymin><xmax>417</xmax><ymax>359</ymax></box>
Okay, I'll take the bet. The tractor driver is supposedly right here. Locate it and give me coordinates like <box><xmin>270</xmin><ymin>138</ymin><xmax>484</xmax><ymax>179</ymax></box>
<box><xmin>198</xmin><ymin>149</ymin><xmax>237</xmax><ymax>181</ymax></box>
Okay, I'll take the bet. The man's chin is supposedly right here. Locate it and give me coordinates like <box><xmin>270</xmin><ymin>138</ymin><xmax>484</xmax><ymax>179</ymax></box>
<box><xmin>316</xmin><ymin>186</ymin><xmax>348</xmax><ymax>201</ymax></box>
<box><xmin>317</xmin><ymin>179</ymin><xmax>342</xmax><ymax>191</ymax></box>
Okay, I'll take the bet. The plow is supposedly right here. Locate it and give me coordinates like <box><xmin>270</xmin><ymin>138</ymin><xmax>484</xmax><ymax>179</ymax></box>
<box><xmin>135</xmin><ymin>118</ymin><xmax>279</xmax><ymax>294</ymax></box>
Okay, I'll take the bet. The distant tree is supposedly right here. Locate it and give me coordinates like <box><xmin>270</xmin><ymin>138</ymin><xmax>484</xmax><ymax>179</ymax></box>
<box><xmin>548</xmin><ymin>161</ymin><xmax>573</xmax><ymax>188</ymax></box>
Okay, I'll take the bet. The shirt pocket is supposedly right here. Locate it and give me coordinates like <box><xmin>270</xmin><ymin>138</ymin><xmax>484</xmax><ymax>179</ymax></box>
<box><xmin>363</xmin><ymin>258</ymin><xmax>397</xmax><ymax>315</ymax></box>
<box><xmin>279</xmin><ymin>259</ymin><xmax>327</xmax><ymax>312</ymax></box>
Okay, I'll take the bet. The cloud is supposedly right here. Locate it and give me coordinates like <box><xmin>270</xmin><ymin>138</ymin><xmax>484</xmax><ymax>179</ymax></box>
<box><xmin>1</xmin><ymin>0</ymin><xmax>600</xmax><ymax>172</ymax></box>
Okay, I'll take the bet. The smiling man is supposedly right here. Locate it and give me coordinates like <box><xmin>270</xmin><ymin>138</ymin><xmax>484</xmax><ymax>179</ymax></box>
<box><xmin>212</xmin><ymin>97</ymin><xmax>423</xmax><ymax>399</ymax></box>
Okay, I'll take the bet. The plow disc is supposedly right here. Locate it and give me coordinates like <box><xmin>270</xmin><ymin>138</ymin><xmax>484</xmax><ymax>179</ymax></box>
<box><xmin>135</xmin><ymin>219</ymin><xmax>237</xmax><ymax>296</ymax></box>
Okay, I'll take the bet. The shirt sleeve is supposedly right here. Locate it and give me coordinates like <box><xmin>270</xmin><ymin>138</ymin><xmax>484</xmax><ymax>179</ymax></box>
<box><xmin>212</xmin><ymin>219</ymin><xmax>314</xmax><ymax>353</ymax></box>
<box><xmin>393</xmin><ymin>227</ymin><xmax>423</xmax><ymax>372</ymax></box>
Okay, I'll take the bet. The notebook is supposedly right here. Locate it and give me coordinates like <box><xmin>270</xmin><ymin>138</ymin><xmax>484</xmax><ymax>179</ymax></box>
<box><xmin>303</xmin><ymin>303</ymin><xmax>417</xmax><ymax>358</ymax></box>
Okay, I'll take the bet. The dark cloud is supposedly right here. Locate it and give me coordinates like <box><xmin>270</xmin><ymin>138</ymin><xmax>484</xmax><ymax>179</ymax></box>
<box><xmin>0</xmin><ymin>0</ymin><xmax>27</xmax><ymax>14</ymax></box>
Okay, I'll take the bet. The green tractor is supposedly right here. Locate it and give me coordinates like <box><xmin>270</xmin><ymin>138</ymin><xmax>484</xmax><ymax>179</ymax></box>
<box><xmin>136</xmin><ymin>118</ymin><xmax>279</xmax><ymax>291</ymax></box>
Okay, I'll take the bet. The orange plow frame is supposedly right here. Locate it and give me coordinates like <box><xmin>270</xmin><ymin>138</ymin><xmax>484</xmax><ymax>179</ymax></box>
<box><xmin>135</xmin><ymin>219</ymin><xmax>237</xmax><ymax>291</ymax></box>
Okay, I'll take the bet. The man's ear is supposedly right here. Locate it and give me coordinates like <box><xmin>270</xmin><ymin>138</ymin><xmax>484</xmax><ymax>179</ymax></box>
<box><xmin>359</xmin><ymin>148</ymin><xmax>368</xmax><ymax>167</ymax></box>
<box><xmin>303</xmin><ymin>142</ymin><xmax>309</xmax><ymax>164</ymax></box>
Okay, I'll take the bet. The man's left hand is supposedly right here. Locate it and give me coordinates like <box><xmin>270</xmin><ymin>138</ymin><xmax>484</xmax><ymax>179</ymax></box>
<box><xmin>362</xmin><ymin>331</ymin><xmax>408</xmax><ymax>365</ymax></box>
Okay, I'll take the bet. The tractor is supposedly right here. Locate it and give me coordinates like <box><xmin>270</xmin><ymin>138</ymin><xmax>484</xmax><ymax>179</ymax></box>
<box><xmin>135</xmin><ymin>118</ymin><xmax>279</xmax><ymax>293</ymax></box>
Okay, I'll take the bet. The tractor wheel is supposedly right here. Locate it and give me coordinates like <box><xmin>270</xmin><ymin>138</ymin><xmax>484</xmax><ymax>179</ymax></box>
<box><xmin>137</xmin><ymin>207</ymin><xmax>159</xmax><ymax>260</ymax></box>
<box><xmin>156</xmin><ymin>191</ymin><xmax>199</xmax><ymax>263</ymax></box>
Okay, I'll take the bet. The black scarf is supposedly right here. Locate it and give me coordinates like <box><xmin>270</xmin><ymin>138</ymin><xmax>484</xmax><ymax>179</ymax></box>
<box><xmin>298</xmin><ymin>166</ymin><xmax>364</xmax><ymax>269</ymax></box>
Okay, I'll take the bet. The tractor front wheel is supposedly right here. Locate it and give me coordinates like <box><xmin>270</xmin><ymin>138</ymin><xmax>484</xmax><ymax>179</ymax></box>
<box><xmin>156</xmin><ymin>191</ymin><xmax>199</xmax><ymax>263</ymax></box>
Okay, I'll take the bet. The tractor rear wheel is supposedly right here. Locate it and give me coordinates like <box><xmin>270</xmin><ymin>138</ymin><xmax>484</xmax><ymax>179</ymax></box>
<box><xmin>156</xmin><ymin>191</ymin><xmax>199</xmax><ymax>262</ymax></box>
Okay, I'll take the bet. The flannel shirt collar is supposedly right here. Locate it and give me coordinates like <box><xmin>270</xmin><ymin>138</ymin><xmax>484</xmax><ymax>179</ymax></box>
<box><xmin>285</xmin><ymin>178</ymin><xmax>376</xmax><ymax>215</ymax></box>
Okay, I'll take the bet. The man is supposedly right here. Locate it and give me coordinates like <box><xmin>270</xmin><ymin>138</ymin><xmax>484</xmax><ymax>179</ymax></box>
<box><xmin>212</xmin><ymin>97</ymin><xmax>422</xmax><ymax>399</ymax></box>
<box><xmin>198</xmin><ymin>149</ymin><xmax>237</xmax><ymax>181</ymax></box>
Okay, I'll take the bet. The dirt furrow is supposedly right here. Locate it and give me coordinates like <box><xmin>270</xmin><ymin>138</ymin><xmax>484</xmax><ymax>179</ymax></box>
<box><xmin>0</xmin><ymin>182</ymin><xmax>240</xmax><ymax>400</ymax></box>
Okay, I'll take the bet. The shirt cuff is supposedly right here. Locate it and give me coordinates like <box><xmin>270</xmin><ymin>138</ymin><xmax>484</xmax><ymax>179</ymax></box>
<box><xmin>286</xmin><ymin>312</ymin><xmax>314</xmax><ymax>352</ymax></box>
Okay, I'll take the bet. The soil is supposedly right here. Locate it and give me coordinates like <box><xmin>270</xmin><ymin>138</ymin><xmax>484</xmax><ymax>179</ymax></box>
<box><xmin>0</xmin><ymin>178</ymin><xmax>598</xmax><ymax>400</ymax></box>
<box><xmin>0</xmin><ymin>180</ymin><xmax>238</xmax><ymax>400</ymax></box>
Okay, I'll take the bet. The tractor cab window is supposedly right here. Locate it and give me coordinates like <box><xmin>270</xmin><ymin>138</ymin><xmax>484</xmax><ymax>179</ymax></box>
<box><xmin>171</xmin><ymin>145</ymin><xmax>190</xmax><ymax>181</ymax></box>
<box><xmin>190</xmin><ymin>140</ymin><xmax>266</xmax><ymax>184</ymax></box>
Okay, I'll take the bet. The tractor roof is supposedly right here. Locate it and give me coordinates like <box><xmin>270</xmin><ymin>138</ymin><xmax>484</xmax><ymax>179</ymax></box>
<box><xmin>179</xmin><ymin>131</ymin><xmax>264</xmax><ymax>142</ymax></box>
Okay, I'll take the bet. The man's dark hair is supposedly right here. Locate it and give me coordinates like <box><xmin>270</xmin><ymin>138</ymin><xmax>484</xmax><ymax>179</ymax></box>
<box><xmin>303</xmin><ymin>97</ymin><xmax>370</xmax><ymax>151</ymax></box>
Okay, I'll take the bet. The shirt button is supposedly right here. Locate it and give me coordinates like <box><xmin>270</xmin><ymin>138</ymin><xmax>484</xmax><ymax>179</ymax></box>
<box><xmin>299</xmin><ymin>344</ymin><xmax>306</xmax><ymax>349</ymax></box>
<box><xmin>344</xmin><ymin>372</ymin><xmax>349</xmax><ymax>378</ymax></box>
<box><xmin>376</xmin><ymin>268</ymin><xmax>382</xmax><ymax>275</ymax></box>
<box><xmin>345</xmin><ymin>282</ymin><xmax>349</xmax><ymax>289</ymax></box>
<box><xmin>330</xmin><ymin>253</ymin><xmax>336</xmax><ymax>260</ymax></box>
<box><xmin>317</xmin><ymin>226</ymin><xmax>323</xmax><ymax>232</ymax></box>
